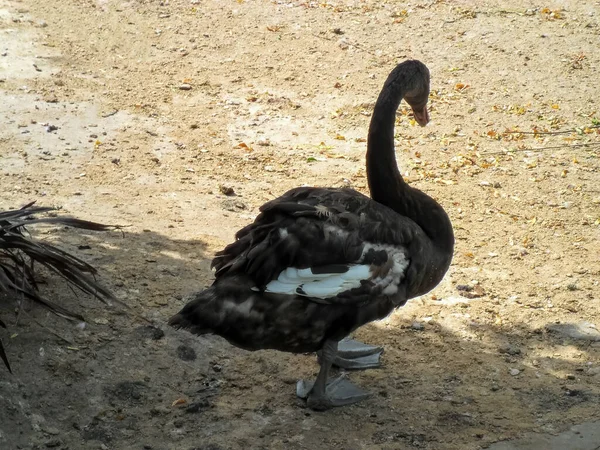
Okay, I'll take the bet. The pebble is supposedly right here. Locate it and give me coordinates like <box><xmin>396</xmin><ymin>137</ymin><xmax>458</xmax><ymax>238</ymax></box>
<box><xmin>588</xmin><ymin>366</ymin><xmax>600</xmax><ymax>376</ymax></box>
<box><xmin>179</xmin><ymin>83</ymin><xmax>192</xmax><ymax>90</ymax></box>
<box><xmin>221</xmin><ymin>199</ymin><xmax>247</xmax><ymax>212</ymax></box>
<box><xmin>219</xmin><ymin>184</ymin><xmax>235</xmax><ymax>196</ymax></box>
<box><xmin>509</xmin><ymin>368</ymin><xmax>521</xmax><ymax>376</ymax></box>
<box><xmin>42</xmin><ymin>426</ymin><xmax>60</xmax><ymax>436</ymax></box>
<box><xmin>411</xmin><ymin>321</ymin><xmax>424</xmax><ymax>331</ymax></box>
<box><xmin>498</xmin><ymin>344</ymin><xmax>521</xmax><ymax>355</ymax></box>
<box><xmin>547</xmin><ymin>321</ymin><xmax>600</xmax><ymax>341</ymax></box>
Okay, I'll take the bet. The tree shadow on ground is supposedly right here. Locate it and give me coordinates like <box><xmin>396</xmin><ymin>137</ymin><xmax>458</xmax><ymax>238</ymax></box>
<box><xmin>0</xmin><ymin>226</ymin><xmax>599</xmax><ymax>450</ymax></box>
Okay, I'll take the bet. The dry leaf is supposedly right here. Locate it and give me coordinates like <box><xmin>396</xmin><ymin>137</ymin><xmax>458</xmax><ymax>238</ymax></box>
<box><xmin>237</xmin><ymin>142</ymin><xmax>253</xmax><ymax>152</ymax></box>
<box><xmin>172</xmin><ymin>398</ymin><xmax>187</xmax><ymax>407</ymax></box>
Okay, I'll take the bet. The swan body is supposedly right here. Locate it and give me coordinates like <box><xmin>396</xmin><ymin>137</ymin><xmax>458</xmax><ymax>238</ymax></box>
<box><xmin>169</xmin><ymin>60</ymin><xmax>454</xmax><ymax>410</ymax></box>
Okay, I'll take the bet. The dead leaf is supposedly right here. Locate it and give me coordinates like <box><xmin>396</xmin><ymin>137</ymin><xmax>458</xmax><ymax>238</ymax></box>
<box><xmin>237</xmin><ymin>142</ymin><xmax>253</xmax><ymax>152</ymax></box>
<box><xmin>172</xmin><ymin>398</ymin><xmax>187</xmax><ymax>407</ymax></box>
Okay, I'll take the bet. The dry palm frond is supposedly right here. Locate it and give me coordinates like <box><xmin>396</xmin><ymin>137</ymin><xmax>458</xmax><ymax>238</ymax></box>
<box><xmin>0</xmin><ymin>201</ymin><xmax>117</xmax><ymax>372</ymax></box>
<box><xmin>0</xmin><ymin>317</ymin><xmax>10</xmax><ymax>373</ymax></box>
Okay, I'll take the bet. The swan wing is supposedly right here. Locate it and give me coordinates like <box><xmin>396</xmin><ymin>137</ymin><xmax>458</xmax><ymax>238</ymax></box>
<box><xmin>212</xmin><ymin>187</ymin><xmax>422</xmax><ymax>304</ymax></box>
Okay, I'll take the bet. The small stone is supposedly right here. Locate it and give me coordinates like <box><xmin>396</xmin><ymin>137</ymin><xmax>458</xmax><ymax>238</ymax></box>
<box><xmin>42</xmin><ymin>426</ymin><xmax>60</xmax><ymax>436</ymax></box>
<box><xmin>498</xmin><ymin>344</ymin><xmax>521</xmax><ymax>355</ymax></box>
<box><xmin>547</xmin><ymin>321</ymin><xmax>600</xmax><ymax>341</ymax></box>
<box><xmin>212</xmin><ymin>364</ymin><xmax>222</xmax><ymax>373</ymax></box>
<box><xmin>587</xmin><ymin>366</ymin><xmax>600</xmax><ymax>376</ymax></box>
<box><xmin>179</xmin><ymin>83</ymin><xmax>192</xmax><ymax>90</ymax></box>
<box><xmin>45</xmin><ymin>438</ymin><xmax>61</xmax><ymax>448</ymax></box>
<box><xmin>221</xmin><ymin>199</ymin><xmax>247</xmax><ymax>212</ymax></box>
<box><xmin>411</xmin><ymin>321</ymin><xmax>424</xmax><ymax>331</ymax></box>
<box><xmin>45</xmin><ymin>124</ymin><xmax>58</xmax><ymax>132</ymax></box>
<box><xmin>564</xmin><ymin>385</ymin><xmax>584</xmax><ymax>397</ymax></box>
<box><xmin>509</xmin><ymin>368</ymin><xmax>521</xmax><ymax>376</ymax></box>
<box><xmin>219</xmin><ymin>184</ymin><xmax>235</xmax><ymax>196</ymax></box>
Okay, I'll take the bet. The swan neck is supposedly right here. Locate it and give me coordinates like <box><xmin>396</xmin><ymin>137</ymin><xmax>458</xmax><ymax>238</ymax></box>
<box><xmin>366</xmin><ymin>80</ymin><xmax>407</xmax><ymax>207</ymax></box>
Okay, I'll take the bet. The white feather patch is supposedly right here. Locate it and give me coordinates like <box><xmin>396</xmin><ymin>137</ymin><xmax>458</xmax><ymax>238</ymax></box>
<box><xmin>263</xmin><ymin>240</ymin><xmax>409</xmax><ymax>300</ymax></box>
<box><xmin>265</xmin><ymin>265</ymin><xmax>370</xmax><ymax>299</ymax></box>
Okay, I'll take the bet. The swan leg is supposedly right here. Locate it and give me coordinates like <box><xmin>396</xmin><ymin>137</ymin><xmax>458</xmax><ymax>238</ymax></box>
<box><xmin>317</xmin><ymin>337</ymin><xmax>384</xmax><ymax>370</ymax></box>
<box><xmin>297</xmin><ymin>340</ymin><xmax>371</xmax><ymax>410</ymax></box>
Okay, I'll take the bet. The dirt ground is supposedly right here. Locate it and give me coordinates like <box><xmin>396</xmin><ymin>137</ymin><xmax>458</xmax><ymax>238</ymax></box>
<box><xmin>1</xmin><ymin>0</ymin><xmax>599</xmax><ymax>449</ymax></box>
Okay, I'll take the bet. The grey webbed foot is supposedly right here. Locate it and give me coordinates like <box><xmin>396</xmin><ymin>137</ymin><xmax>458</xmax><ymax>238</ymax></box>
<box><xmin>296</xmin><ymin>375</ymin><xmax>371</xmax><ymax>411</ymax></box>
<box><xmin>318</xmin><ymin>338</ymin><xmax>384</xmax><ymax>370</ymax></box>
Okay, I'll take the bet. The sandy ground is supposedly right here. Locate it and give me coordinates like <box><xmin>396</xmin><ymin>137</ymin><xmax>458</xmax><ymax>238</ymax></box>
<box><xmin>1</xmin><ymin>0</ymin><xmax>599</xmax><ymax>449</ymax></box>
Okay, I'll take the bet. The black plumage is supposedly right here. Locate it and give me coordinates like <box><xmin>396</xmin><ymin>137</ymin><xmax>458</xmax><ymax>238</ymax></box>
<box><xmin>169</xmin><ymin>60</ymin><xmax>454</xmax><ymax>409</ymax></box>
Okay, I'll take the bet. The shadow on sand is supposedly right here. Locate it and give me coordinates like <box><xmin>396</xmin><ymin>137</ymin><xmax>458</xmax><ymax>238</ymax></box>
<box><xmin>0</xmin><ymin>226</ymin><xmax>598</xmax><ymax>450</ymax></box>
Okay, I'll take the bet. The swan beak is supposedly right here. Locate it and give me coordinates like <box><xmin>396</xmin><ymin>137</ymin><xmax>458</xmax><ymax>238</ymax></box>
<box><xmin>412</xmin><ymin>106</ymin><xmax>430</xmax><ymax>126</ymax></box>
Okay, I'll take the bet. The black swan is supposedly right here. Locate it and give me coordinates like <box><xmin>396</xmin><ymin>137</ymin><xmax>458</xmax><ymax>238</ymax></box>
<box><xmin>169</xmin><ymin>60</ymin><xmax>454</xmax><ymax>410</ymax></box>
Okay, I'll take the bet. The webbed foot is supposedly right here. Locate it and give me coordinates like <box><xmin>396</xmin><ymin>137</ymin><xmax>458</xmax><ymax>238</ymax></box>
<box><xmin>318</xmin><ymin>338</ymin><xmax>383</xmax><ymax>370</ymax></box>
<box><xmin>296</xmin><ymin>375</ymin><xmax>371</xmax><ymax>411</ymax></box>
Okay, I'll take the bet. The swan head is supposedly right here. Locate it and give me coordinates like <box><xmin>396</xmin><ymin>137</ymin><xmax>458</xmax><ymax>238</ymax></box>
<box><xmin>403</xmin><ymin>61</ymin><xmax>430</xmax><ymax>127</ymax></box>
<box><xmin>409</xmin><ymin>102</ymin><xmax>429</xmax><ymax>127</ymax></box>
